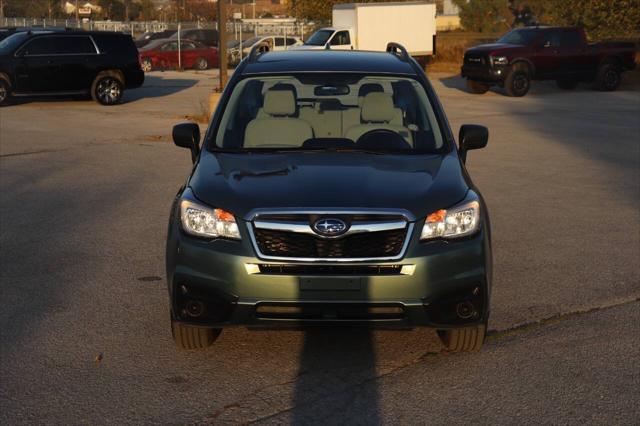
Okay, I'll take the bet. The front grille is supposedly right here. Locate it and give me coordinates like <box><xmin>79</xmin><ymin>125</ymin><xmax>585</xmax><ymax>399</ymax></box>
<box><xmin>464</xmin><ymin>54</ymin><xmax>486</xmax><ymax>67</ymax></box>
<box><xmin>258</xmin><ymin>264</ymin><xmax>403</xmax><ymax>275</ymax></box>
<box><xmin>253</xmin><ymin>228</ymin><xmax>407</xmax><ymax>259</ymax></box>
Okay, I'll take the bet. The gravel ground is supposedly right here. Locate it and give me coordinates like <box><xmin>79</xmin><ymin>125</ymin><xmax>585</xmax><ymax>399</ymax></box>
<box><xmin>0</xmin><ymin>69</ymin><xmax>638</xmax><ymax>424</ymax></box>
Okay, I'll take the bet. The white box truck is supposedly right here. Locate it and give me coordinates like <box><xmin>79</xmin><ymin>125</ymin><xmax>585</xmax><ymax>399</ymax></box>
<box><xmin>294</xmin><ymin>2</ymin><xmax>437</xmax><ymax>57</ymax></box>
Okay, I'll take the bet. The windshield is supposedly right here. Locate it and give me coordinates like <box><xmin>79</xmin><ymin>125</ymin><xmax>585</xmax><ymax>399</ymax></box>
<box><xmin>212</xmin><ymin>74</ymin><xmax>445</xmax><ymax>154</ymax></box>
<box><xmin>497</xmin><ymin>28</ymin><xmax>539</xmax><ymax>45</ymax></box>
<box><xmin>0</xmin><ymin>32</ymin><xmax>29</xmax><ymax>54</ymax></box>
<box><xmin>240</xmin><ymin>37</ymin><xmax>262</xmax><ymax>48</ymax></box>
<box><xmin>139</xmin><ymin>38</ymin><xmax>168</xmax><ymax>51</ymax></box>
<box><xmin>305</xmin><ymin>30</ymin><xmax>333</xmax><ymax>46</ymax></box>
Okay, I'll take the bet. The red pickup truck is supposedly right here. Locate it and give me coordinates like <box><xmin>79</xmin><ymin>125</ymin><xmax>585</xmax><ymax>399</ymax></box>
<box><xmin>461</xmin><ymin>26</ymin><xmax>636</xmax><ymax>97</ymax></box>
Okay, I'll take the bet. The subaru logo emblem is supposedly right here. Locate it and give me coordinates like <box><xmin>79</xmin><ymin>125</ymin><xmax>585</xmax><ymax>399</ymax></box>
<box><xmin>312</xmin><ymin>218</ymin><xmax>348</xmax><ymax>237</ymax></box>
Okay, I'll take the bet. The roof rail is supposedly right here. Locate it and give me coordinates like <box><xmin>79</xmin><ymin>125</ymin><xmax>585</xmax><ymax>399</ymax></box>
<box><xmin>386</xmin><ymin>42</ymin><xmax>410</xmax><ymax>62</ymax></box>
<box><xmin>248</xmin><ymin>41</ymin><xmax>271</xmax><ymax>63</ymax></box>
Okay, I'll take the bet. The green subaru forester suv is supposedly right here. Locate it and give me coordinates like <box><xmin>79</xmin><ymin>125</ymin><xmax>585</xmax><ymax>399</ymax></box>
<box><xmin>167</xmin><ymin>43</ymin><xmax>491</xmax><ymax>352</ymax></box>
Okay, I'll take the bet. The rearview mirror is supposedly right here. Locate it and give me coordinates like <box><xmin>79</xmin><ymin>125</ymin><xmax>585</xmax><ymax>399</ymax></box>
<box><xmin>458</xmin><ymin>124</ymin><xmax>488</xmax><ymax>164</ymax></box>
<box><xmin>172</xmin><ymin>123</ymin><xmax>201</xmax><ymax>163</ymax></box>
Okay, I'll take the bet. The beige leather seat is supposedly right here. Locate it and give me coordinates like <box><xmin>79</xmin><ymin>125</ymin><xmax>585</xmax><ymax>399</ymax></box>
<box><xmin>344</xmin><ymin>92</ymin><xmax>412</xmax><ymax>145</ymax></box>
<box><xmin>299</xmin><ymin>105</ymin><xmax>343</xmax><ymax>138</ymax></box>
<box><xmin>244</xmin><ymin>90</ymin><xmax>313</xmax><ymax>148</ymax></box>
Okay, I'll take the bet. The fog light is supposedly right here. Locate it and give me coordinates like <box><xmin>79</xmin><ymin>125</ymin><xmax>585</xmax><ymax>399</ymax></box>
<box><xmin>185</xmin><ymin>300</ymin><xmax>205</xmax><ymax>318</ymax></box>
<box><xmin>456</xmin><ymin>301</ymin><xmax>476</xmax><ymax>319</ymax></box>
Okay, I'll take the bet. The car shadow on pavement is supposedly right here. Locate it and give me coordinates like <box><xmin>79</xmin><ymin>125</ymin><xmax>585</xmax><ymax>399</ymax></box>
<box><xmin>123</xmin><ymin>75</ymin><xmax>198</xmax><ymax>103</ymax></box>
<box><xmin>290</xmin><ymin>327</ymin><xmax>379</xmax><ymax>423</ymax></box>
<box><xmin>289</xmin><ymin>279</ymin><xmax>383</xmax><ymax>423</ymax></box>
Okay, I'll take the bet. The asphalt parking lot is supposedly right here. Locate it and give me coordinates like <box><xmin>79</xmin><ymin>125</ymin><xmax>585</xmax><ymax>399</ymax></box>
<box><xmin>1</xmin><ymin>69</ymin><xmax>639</xmax><ymax>424</ymax></box>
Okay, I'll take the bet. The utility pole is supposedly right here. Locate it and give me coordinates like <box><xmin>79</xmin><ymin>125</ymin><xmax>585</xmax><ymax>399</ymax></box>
<box><xmin>75</xmin><ymin>0</ymin><xmax>79</xmax><ymax>24</ymax></box>
<box><xmin>218</xmin><ymin>0</ymin><xmax>228</xmax><ymax>91</ymax></box>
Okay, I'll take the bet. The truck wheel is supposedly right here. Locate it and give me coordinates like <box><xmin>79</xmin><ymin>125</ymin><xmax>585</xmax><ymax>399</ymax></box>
<box><xmin>556</xmin><ymin>78</ymin><xmax>579</xmax><ymax>90</ymax></box>
<box><xmin>595</xmin><ymin>64</ymin><xmax>621</xmax><ymax>91</ymax></box>
<box><xmin>171</xmin><ymin>321</ymin><xmax>221</xmax><ymax>350</ymax></box>
<box><xmin>91</xmin><ymin>71</ymin><xmax>124</xmax><ymax>105</ymax></box>
<box><xmin>195</xmin><ymin>57</ymin><xmax>209</xmax><ymax>70</ymax></box>
<box><xmin>466</xmin><ymin>79</ymin><xmax>490</xmax><ymax>94</ymax></box>
<box><xmin>504</xmin><ymin>68</ymin><xmax>531</xmax><ymax>97</ymax></box>
<box><xmin>0</xmin><ymin>78</ymin><xmax>11</xmax><ymax>106</ymax></box>
<box><xmin>437</xmin><ymin>323</ymin><xmax>486</xmax><ymax>352</ymax></box>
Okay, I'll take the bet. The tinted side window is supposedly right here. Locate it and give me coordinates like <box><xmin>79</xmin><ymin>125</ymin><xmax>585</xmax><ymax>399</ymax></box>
<box><xmin>542</xmin><ymin>30</ymin><xmax>561</xmax><ymax>48</ymax></box>
<box><xmin>286</xmin><ymin>38</ymin><xmax>297</xmax><ymax>46</ymax></box>
<box><xmin>274</xmin><ymin>37</ymin><xmax>285</xmax><ymax>47</ymax></box>
<box><xmin>561</xmin><ymin>31</ymin><xmax>583</xmax><ymax>48</ymax></box>
<box><xmin>21</xmin><ymin>36</ymin><xmax>96</xmax><ymax>55</ymax></box>
<box><xmin>161</xmin><ymin>42</ymin><xmax>178</xmax><ymax>51</ymax></box>
<box><xmin>331</xmin><ymin>31</ymin><xmax>351</xmax><ymax>46</ymax></box>
<box><xmin>21</xmin><ymin>37</ymin><xmax>57</xmax><ymax>55</ymax></box>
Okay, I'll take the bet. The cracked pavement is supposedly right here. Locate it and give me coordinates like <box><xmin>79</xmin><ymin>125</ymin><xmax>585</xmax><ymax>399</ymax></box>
<box><xmin>0</xmin><ymin>70</ymin><xmax>639</xmax><ymax>424</ymax></box>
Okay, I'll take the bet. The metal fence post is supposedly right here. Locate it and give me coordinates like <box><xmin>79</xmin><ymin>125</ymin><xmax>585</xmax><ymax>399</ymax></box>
<box><xmin>177</xmin><ymin>22</ymin><xmax>182</xmax><ymax>70</ymax></box>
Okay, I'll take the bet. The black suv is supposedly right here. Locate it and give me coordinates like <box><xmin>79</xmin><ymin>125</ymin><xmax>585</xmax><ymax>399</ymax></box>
<box><xmin>167</xmin><ymin>44</ymin><xmax>491</xmax><ymax>353</ymax></box>
<box><xmin>0</xmin><ymin>29</ymin><xmax>144</xmax><ymax>105</ymax></box>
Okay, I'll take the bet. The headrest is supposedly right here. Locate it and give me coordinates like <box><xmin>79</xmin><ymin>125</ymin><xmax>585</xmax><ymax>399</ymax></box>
<box><xmin>358</xmin><ymin>83</ymin><xmax>384</xmax><ymax>97</ymax></box>
<box><xmin>358</xmin><ymin>83</ymin><xmax>384</xmax><ymax>107</ymax></box>
<box><xmin>263</xmin><ymin>90</ymin><xmax>296</xmax><ymax>116</ymax></box>
<box><xmin>361</xmin><ymin>92</ymin><xmax>395</xmax><ymax>123</ymax></box>
<box><xmin>271</xmin><ymin>83</ymin><xmax>298</xmax><ymax>98</ymax></box>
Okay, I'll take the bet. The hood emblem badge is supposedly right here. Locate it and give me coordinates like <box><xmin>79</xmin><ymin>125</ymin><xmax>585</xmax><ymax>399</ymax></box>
<box><xmin>312</xmin><ymin>218</ymin><xmax>348</xmax><ymax>237</ymax></box>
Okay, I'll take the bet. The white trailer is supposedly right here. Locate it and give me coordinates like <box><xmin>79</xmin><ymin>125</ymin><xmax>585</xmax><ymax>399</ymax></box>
<box><xmin>295</xmin><ymin>2</ymin><xmax>437</xmax><ymax>57</ymax></box>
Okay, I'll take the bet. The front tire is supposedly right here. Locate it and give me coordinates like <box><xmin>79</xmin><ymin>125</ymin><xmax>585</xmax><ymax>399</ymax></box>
<box><xmin>466</xmin><ymin>79</ymin><xmax>490</xmax><ymax>94</ymax></box>
<box><xmin>0</xmin><ymin>77</ymin><xmax>11</xmax><ymax>106</ymax></box>
<box><xmin>195</xmin><ymin>57</ymin><xmax>209</xmax><ymax>70</ymax></box>
<box><xmin>171</xmin><ymin>321</ymin><xmax>221</xmax><ymax>350</ymax></box>
<box><xmin>504</xmin><ymin>68</ymin><xmax>531</xmax><ymax>97</ymax></box>
<box><xmin>437</xmin><ymin>323</ymin><xmax>486</xmax><ymax>352</ymax></box>
<box><xmin>595</xmin><ymin>64</ymin><xmax>621</xmax><ymax>91</ymax></box>
<box><xmin>91</xmin><ymin>72</ymin><xmax>124</xmax><ymax>105</ymax></box>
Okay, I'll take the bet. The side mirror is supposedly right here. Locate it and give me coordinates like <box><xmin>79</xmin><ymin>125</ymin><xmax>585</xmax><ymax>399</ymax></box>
<box><xmin>458</xmin><ymin>124</ymin><xmax>488</xmax><ymax>164</ymax></box>
<box><xmin>172</xmin><ymin>122</ymin><xmax>201</xmax><ymax>163</ymax></box>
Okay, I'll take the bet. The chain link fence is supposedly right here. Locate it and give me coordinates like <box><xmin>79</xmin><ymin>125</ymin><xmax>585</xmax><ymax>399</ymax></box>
<box><xmin>1</xmin><ymin>17</ymin><xmax>310</xmax><ymax>40</ymax></box>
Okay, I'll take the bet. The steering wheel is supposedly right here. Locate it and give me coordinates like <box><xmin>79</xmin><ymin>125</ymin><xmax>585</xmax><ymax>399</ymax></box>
<box><xmin>356</xmin><ymin>129</ymin><xmax>411</xmax><ymax>150</ymax></box>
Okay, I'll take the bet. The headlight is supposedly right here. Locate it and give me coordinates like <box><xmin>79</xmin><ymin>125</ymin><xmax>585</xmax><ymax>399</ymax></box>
<box><xmin>491</xmin><ymin>56</ymin><xmax>508</xmax><ymax>66</ymax></box>
<box><xmin>420</xmin><ymin>199</ymin><xmax>480</xmax><ymax>240</ymax></box>
<box><xmin>180</xmin><ymin>199</ymin><xmax>241</xmax><ymax>240</ymax></box>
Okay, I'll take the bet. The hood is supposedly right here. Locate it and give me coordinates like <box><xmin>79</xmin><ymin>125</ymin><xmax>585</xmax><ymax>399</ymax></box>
<box><xmin>288</xmin><ymin>44</ymin><xmax>324</xmax><ymax>51</ymax></box>
<box><xmin>188</xmin><ymin>151</ymin><xmax>469</xmax><ymax>221</ymax></box>
<box><xmin>466</xmin><ymin>42</ymin><xmax>525</xmax><ymax>56</ymax></box>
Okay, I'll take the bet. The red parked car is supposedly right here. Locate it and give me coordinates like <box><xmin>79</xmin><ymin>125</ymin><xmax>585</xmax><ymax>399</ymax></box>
<box><xmin>138</xmin><ymin>39</ymin><xmax>218</xmax><ymax>72</ymax></box>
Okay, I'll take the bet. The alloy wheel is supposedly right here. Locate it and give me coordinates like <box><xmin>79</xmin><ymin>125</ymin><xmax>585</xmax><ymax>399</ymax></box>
<box><xmin>96</xmin><ymin>78</ymin><xmax>122</xmax><ymax>105</ymax></box>
<box><xmin>141</xmin><ymin>59</ymin><xmax>152</xmax><ymax>73</ymax></box>
<box><xmin>513</xmin><ymin>74</ymin><xmax>529</xmax><ymax>93</ymax></box>
<box><xmin>604</xmin><ymin>69</ymin><xmax>620</xmax><ymax>90</ymax></box>
<box><xmin>196</xmin><ymin>58</ymin><xmax>208</xmax><ymax>70</ymax></box>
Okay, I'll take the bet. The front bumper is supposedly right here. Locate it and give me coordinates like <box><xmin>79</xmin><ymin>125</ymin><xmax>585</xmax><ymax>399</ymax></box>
<box><xmin>166</xmin><ymin>213</ymin><xmax>492</xmax><ymax>329</ymax></box>
<box><xmin>461</xmin><ymin>65</ymin><xmax>506</xmax><ymax>84</ymax></box>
